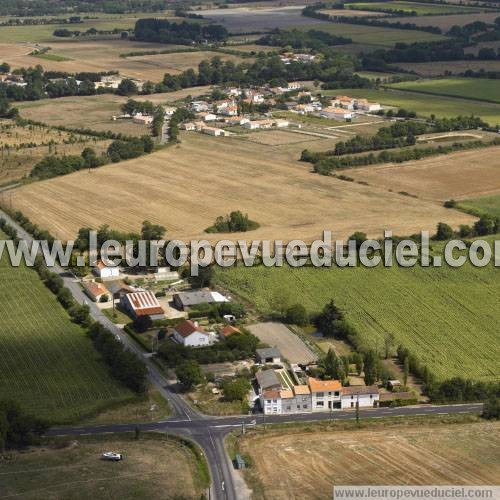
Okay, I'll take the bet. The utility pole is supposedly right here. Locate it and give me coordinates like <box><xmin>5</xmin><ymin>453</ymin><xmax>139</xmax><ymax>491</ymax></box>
<box><xmin>355</xmin><ymin>395</ymin><xmax>360</xmax><ymax>426</ymax></box>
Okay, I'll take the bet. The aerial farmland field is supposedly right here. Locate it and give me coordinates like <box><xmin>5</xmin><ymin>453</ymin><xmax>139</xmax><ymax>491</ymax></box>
<box><xmin>392</xmin><ymin>60</ymin><xmax>500</xmax><ymax>77</ymax></box>
<box><xmin>1</xmin><ymin>434</ymin><xmax>208</xmax><ymax>499</ymax></box>
<box><xmin>346</xmin><ymin>146</ymin><xmax>500</xmax><ymax>202</ymax></box>
<box><xmin>0</xmin><ymin>120</ymin><xmax>110</xmax><ymax>185</ymax></box>
<box><xmin>290</xmin><ymin>22</ymin><xmax>446</xmax><ymax>46</ymax></box>
<box><xmin>458</xmin><ymin>194</ymin><xmax>500</xmax><ymax>218</ymax></box>
<box><xmin>0</xmin><ymin>232</ymin><xmax>134</xmax><ymax>423</ymax></box>
<box><xmin>323</xmin><ymin>88</ymin><xmax>500</xmax><ymax>125</ymax></box>
<box><xmin>345</xmin><ymin>1</ymin><xmax>483</xmax><ymax>15</ymax></box>
<box><xmin>388</xmin><ymin>78</ymin><xmax>500</xmax><ymax>104</ymax></box>
<box><xmin>216</xmin><ymin>256</ymin><xmax>500</xmax><ymax>381</ymax></box>
<box><xmin>5</xmin><ymin>133</ymin><xmax>474</xmax><ymax>243</ymax></box>
<box><xmin>237</xmin><ymin>421</ymin><xmax>500</xmax><ymax>499</ymax></box>
<box><xmin>388</xmin><ymin>11</ymin><xmax>500</xmax><ymax>30</ymax></box>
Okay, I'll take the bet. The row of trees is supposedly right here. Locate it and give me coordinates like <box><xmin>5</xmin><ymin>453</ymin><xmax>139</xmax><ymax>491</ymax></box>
<box><xmin>258</xmin><ymin>28</ymin><xmax>352</xmax><ymax>49</ymax></box>
<box><xmin>134</xmin><ymin>18</ymin><xmax>228</xmax><ymax>45</ymax></box>
<box><xmin>29</xmin><ymin>135</ymin><xmax>153</xmax><ymax>180</ymax></box>
<box><xmin>160</xmin><ymin>53</ymin><xmax>369</xmax><ymax>95</ymax></box>
<box><xmin>303</xmin><ymin>138</ymin><xmax>500</xmax><ymax>176</ymax></box>
<box><xmin>330</xmin><ymin>115</ymin><xmax>487</xmax><ymax>157</ymax></box>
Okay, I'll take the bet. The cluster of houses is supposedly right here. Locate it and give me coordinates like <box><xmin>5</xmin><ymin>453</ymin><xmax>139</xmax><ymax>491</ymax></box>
<box><xmin>0</xmin><ymin>73</ymin><xmax>27</xmax><ymax>87</ymax></box>
<box><xmin>279</xmin><ymin>52</ymin><xmax>316</xmax><ymax>64</ymax></box>
<box><xmin>254</xmin><ymin>348</ymin><xmax>380</xmax><ymax>414</ymax></box>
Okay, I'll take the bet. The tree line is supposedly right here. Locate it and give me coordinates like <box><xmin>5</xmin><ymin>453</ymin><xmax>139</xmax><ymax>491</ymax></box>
<box><xmin>29</xmin><ymin>136</ymin><xmax>154</xmax><ymax>180</ymax></box>
<box><xmin>258</xmin><ymin>28</ymin><xmax>352</xmax><ymax>49</ymax></box>
<box><xmin>304</xmin><ymin>138</ymin><xmax>500</xmax><ymax>175</ymax></box>
<box><xmin>134</xmin><ymin>18</ymin><xmax>228</xmax><ymax>45</ymax></box>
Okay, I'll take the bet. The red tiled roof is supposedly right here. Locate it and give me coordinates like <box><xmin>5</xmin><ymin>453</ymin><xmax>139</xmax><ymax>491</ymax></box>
<box><xmin>175</xmin><ymin>320</ymin><xmax>208</xmax><ymax>338</ymax></box>
<box><xmin>125</xmin><ymin>291</ymin><xmax>164</xmax><ymax>317</ymax></box>
<box><xmin>222</xmin><ymin>325</ymin><xmax>240</xmax><ymax>338</ymax></box>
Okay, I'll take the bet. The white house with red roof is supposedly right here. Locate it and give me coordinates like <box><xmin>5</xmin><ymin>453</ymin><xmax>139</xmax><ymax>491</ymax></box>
<box><xmin>173</xmin><ymin>320</ymin><xmax>213</xmax><ymax>347</ymax></box>
<box><xmin>94</xmin><ymin>260</ymin><xmax>120</xmax><ymax>279</ymax></box>
<box><xmin>121</xmin><ymin>290</ymin><xmax>165</xmax><ymax>320</ymax></box>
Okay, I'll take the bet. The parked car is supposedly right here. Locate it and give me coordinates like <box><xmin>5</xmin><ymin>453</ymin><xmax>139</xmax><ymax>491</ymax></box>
<box><xmin>102</xmin><ymin>452</ymin><xmax>123</xmax><ymax>461</ymax></box>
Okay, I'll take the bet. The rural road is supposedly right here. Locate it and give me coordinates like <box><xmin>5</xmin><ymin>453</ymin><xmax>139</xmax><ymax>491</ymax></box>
<box><xmin>0</xmin><ymin>208</ymin><xmax>486</xmax><ymax>500</ymax></box>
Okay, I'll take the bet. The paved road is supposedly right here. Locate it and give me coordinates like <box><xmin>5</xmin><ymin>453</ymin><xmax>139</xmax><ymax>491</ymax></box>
<box><xmin>0</xmin><ymin>209</ymin><xmax>486</xmax><ymax>500</ymax></box>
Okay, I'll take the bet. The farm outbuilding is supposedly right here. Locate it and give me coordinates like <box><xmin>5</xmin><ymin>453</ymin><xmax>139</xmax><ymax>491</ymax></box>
<box><xmin>121</xmin><ymin>290</ymin><xmax>165</xmax><ymax>320</ymax></box>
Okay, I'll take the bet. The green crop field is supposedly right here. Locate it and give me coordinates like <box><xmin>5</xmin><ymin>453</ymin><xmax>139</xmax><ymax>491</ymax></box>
<box><xmin>323</xmin><ymin>88</ymin><xmax>500</xmax><ymax>125</ymax></box>
<box><xmin>388</xmin><ymin>78</ymin><xmax>500</xmax><ymax>105</ymax></box>
<box><xmin>0</xmin><ymin>233</ymin><xmax>134</xmax><ymax>423</ymax></box>
<box><xmin>289</xmin><ymin>23</ymin><xmax>445</xmax><ymax>46</ymax></box>
<box><xmin>216</xmin><ymin>260</ymin><xmax>500</xmax><ymax>382</ymax></box>
<box><xmin>346</xmin><ymin>1</ymin><xmax>481</xmax><ymax>15</ymax></box>
<box><xmin>458</xmin><ymin>194</ymin><xmax>500</xmax><ymax>218</ymax></box>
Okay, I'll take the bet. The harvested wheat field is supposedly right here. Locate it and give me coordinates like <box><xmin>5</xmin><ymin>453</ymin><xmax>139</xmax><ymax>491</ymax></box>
<box><xmin>7</xmin><ymin>133</ymin><xmax>475</xmax><ymax>242</ymax></box>
<box><xmin>347</xmin><ymin>146</ymin><xmax>500</xmax><ymax>202</ymax></box>
<box><xmin>0</xmin><ymin>40</ymin><xmax>249</xmax><ymax>81</ymax></box>
<box><xmin>0</xmin><ymin>120</ymin><xmax>110</xmax><ymax>184</ymax></box>
<box><xmin>17</xmin><ymin>95</ymin><xmax>150</xmax><ymax>136</ymax></box>
<box><xmin>238</xmin><ymin>421</ymin><xmax>500</xmax><ymax>500</ymax></box>
<box><xmin>392</xmin><ymin>60</ymin><xmax>500</xmax><ymax>77</ymax></box>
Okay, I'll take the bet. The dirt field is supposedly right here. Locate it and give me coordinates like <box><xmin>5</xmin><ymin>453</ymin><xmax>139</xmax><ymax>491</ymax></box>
<box><xmin>247</xmin><ymin>322</ymin><xmax>317</xmax><ymax>364</ymax></box>
<box><xmin>0</xmin><ymin>120</ymin><xmax>110</xmax><ymax>184</ymax></box>
<box><xmin>17</xmin><ymin>95</ymin><xmax>150</xmax><ymax>136</ymax></box>
<box><xmin>0</xmin><ymin>435</ymin><xmax>207</xmax><ymax>499</ymax></box>
<box><xmin>0</xmin><ymin>40</ymin><xmax>248</xmax><ymax>81</ymax></box>
<box><xmin>347</xmin><ymin>146</ymin><xmax>500</xmax><ymax>202</ymax></box>
<box><xmin>7</xmin><ymin>133</ymin><xmax>476</xmax><ymax>242</ymax></box>
<box><xmin>238</xmin><ymin>421</ymin><xmax>500</xmax><ymax>499</ymax></box>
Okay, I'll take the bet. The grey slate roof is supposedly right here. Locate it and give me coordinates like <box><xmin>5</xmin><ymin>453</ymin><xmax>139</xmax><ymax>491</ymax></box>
<box><xmin>256</xmin><ymin>347</ymin><xmax>281</xmax><ymax>360</ymax></box>
<box><xmin>255</xmin><ymin>370</ymin><xmax>281</xmax><ymax>390</ymax></box>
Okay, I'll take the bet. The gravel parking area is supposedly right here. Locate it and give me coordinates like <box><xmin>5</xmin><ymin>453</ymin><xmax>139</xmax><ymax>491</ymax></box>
<box><xmin>247</xmin><ymin>322</ymin><xmax>317</xmax><ymax>364</ymax></box>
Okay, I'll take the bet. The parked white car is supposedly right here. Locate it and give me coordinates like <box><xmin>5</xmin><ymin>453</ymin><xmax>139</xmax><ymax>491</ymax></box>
<box><xmin>102</xmin><ymin>452</ymin><xmax>123</xmax><ymax>461</ymax></box>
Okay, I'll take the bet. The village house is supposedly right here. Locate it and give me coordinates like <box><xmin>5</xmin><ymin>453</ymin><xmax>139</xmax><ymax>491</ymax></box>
<box><xmin>132</xmin><ymin>113</ymin><xmax>153</xmax><ymax>125</ymax></box>
<box><xmin>280</xmin><ymin>385</ymin><xmax>312</xmax><ymax>414</ymax></box>
<box><xmin>261</xmin><ymin>389</ymin><xmax>282</xmax><ymax>414</ymax></box>
<box><xmin>333</xmin><ymin>95</ymin><xmax>356</xmax><ymax>110</ymax></box>
<box><xmin>93</xmin><ymin>260</ymin><xmax>120</xmax><ymax>279</ymax></box>
<box><xmin>320</xmin><ymin>107</ymin><xmax>353</xmax><ymax>121</ymax></box>
<box><xmin>225</xmin><ymin>87</ymin><xmax>242</xmax><ymax>97</ymax></box>
<box><xmin>308</xmin><ymin>378</ymin><xmax>342</xmax><ymax>411</ymax></box>
<box><xmin>202</xmin><ymin>126</ymin><xmax>229</xmax><ymax>137</ymax></box>
<box><xmin>173</xmin><ymin>319</ymin><xmax>214</xmax><ymax>348</ymax></box>
<box><xmin>287</xmin><ymin>82</ymin><xmax>302</xmax><ymax>91</ymax></box>
<box><xmin>341</xmin><ymin>385</ymin><xmax>380</xmax><ymax>409</ymax></box>
<box><xmin>293</xmin><ymin>103</ymin><xmax>315</xmax><ymax>115</ymax></box>
<box><xmin>218</xmin><ymin>104</ymin><xmax>238</xmax><ymax>117</ymax></box>
<box><xmin>274</xmin><ymin>119</ymin><xmax>289</xmax><ymax>128</ymax></box>
<box><xmin>181</xmin><ymin>122</ymin><xmax>197</xmax><ymax>131</ymax></box>
<box><xmin>256</xmin><ymin>347</ymin><xmax>282</xmax><ymax>365</ymax></box>
<box><xmin>172</xmin><ymin>290</ymin><xmax>229</xmax><ymax>310</ymax></box>
<box><xmin>355</xmin><ymin>98</ymin><xmax>381</xmax><ymax>112</ymax></box>
<box><xmin>224</xmin><ymin>116</ymin><xmax>250</xmax><ymax>126</ymax></box>
<box><xmin>163</xmin><ymin>106</ymin><xmax>177</xmax><ymax>117</ymax></box>
<box><xmin>190</xmin><ymin>101</ymin><xmax>210</xmax><ymax>113</ymax></box>
<box><xmin>94</xmin><ymin>75</ymin><xmax>123</xmax><ymax>90</ymax></box>
<box><xmin>120</xmin><ymin>290</ymin><xmax>165</xmax><ymax>320</ymax></box>
<box><xmin>196</xmin><ymin>111</ymin><xmax>217</xmax><ymax>122</ymax></box>
<box><xmin>83</xmin><ymin>281</ymin><xmax>109</xmax><ymax>302</ymax></box>
<box><xmin>244</xmin><ymin>89</ymin><xmax>264</xmax><ymax>103</ymax></box>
